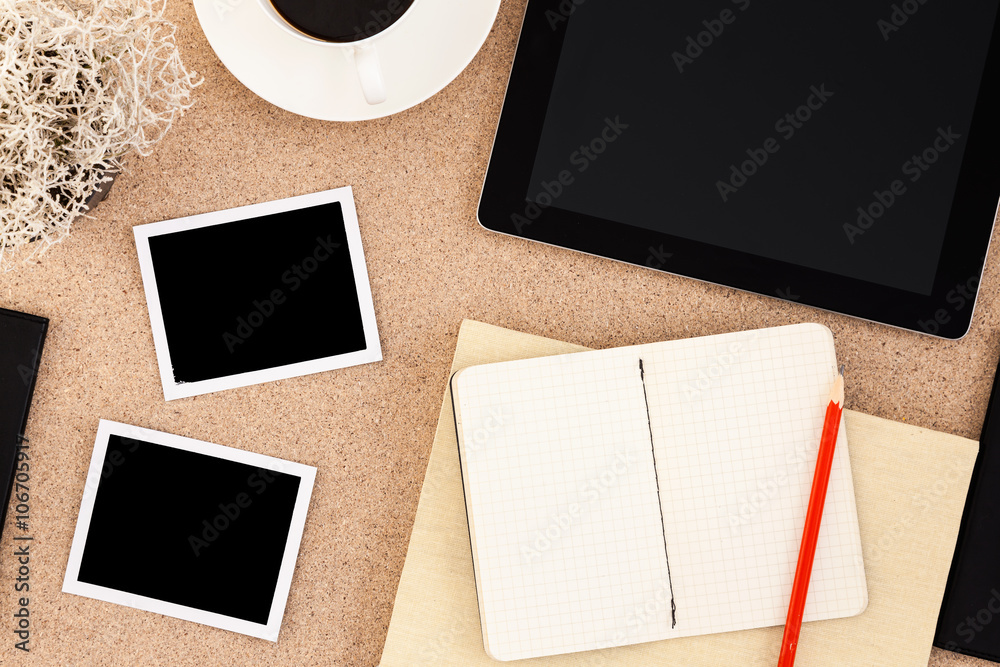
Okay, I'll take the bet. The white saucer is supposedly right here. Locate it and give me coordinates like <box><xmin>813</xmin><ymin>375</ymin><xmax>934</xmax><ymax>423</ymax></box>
<box><xmin>193</xmin><ymin>0</ymin><xmax>502</xmax><ymax>121</ymax></box>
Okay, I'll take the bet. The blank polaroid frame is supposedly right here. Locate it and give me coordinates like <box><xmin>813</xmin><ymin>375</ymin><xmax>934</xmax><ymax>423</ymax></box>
<box><xmin>134</xmin><ymin>186</ymin><xmax>381</xmax><ymax>400</ymax></box>
<box><xmin>62</xmin><ymin>420</ymin><xmax>316</xmax><ymax>641</ymax></box>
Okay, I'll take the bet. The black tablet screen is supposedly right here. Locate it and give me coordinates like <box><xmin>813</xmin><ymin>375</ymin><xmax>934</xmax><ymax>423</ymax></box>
<box><xmin>527</xmin><ymin>1</ymin><xmax>998</xmax><ymax>295</ymax></box>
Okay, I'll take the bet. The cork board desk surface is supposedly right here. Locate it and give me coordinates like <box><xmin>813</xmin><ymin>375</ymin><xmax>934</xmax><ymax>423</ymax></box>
<box><xmin>0</xmin><ymin>0</ymin><xmax>997</xmax><ymax>665</ymax></box>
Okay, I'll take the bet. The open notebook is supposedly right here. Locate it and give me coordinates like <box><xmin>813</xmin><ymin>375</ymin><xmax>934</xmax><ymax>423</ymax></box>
<box><xmin>451</xmin><ymin>323</ymin><xmax>868</xmax><ymax>661</ymax></box>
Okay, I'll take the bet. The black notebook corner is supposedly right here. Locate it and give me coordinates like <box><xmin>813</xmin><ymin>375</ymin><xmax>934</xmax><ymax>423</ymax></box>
<box><xmin>0</xmin><ymin>308</ymin><xmax>48</xmax><ymax>538</ymax></box>
<box><xmin>936</xmin><ymin>352</ymin><xmax>1000</xmax><ymax>663</ymax></box>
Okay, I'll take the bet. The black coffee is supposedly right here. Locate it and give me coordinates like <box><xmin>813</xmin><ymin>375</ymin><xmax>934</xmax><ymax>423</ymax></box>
<box><xmin>269</xmin><ymin>0</ymin><xmax>416</xmax><ymax>43</ymax></box>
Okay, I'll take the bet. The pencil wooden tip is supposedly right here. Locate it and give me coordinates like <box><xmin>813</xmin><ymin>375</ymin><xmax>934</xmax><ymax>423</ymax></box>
<box><xmin>830</xmin><ymin>373</ymin><xmax>844</xmax><ymax>407</ymax></box>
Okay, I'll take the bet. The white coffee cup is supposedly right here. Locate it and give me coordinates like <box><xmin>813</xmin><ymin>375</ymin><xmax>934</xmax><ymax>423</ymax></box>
<box><xmin>256</xmin><ymin>0</ymin><xmax>420</xmax><ymax>105</ymax></box>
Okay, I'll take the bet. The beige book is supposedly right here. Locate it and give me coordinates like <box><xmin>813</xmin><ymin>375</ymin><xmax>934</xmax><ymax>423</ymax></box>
<box><xmin>380</xmin><ymin>320</ymin><xmax>978</xmax><ymax>667</ymax></box>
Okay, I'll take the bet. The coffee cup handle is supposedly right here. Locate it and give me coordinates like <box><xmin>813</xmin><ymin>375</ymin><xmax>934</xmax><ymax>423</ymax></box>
<box><xmin>348</xmin><ymin>44</ymin><xmax>387</xmax><ymax>105</ymax></box>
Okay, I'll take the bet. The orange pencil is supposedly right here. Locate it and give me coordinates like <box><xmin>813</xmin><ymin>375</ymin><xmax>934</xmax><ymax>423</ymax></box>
<box><xmin>777</xmin><ymin>366</ymin><xmax>845</xmax><ymax>667</ymax></box>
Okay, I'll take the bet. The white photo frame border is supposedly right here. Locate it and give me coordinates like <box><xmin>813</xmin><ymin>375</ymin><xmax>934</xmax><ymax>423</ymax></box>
<box><xmin>62</xmin><ymin>420</ymin><xmax>317</xmax><ymax>642</ymax></box>
<box><xmin>133</xmin><ymin>186</ymin><xmax>382</xmax><ymax>401</ymax></box>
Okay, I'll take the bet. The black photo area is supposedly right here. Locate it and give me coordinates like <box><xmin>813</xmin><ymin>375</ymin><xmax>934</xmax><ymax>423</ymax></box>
<box><xmin>77</xmin><ymin>435</ymin><xmax>301</xmax><ymax>625</ymax></box>
<box><xmin>148</xmin><ymin>201</ymin><xmax>367</xmax><ymax>384</ymax></box>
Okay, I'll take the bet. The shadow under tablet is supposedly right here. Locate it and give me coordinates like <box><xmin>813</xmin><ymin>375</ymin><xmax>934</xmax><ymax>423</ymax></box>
<box><xmin>77</xmin><ymin>435</ymin><xmax>301</xmax><ymax>625</ymax></box>
<box><xmin>147</xmin><ymin>201</ymin><xmax>367</xmax><ymax>384</ymax></box>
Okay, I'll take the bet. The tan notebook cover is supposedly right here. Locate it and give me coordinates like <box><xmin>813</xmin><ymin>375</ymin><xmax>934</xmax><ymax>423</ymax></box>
<box><xmin>380</xmin><ymin>320</ymin><xmax>978</xmax><ymax>667</ymax></box>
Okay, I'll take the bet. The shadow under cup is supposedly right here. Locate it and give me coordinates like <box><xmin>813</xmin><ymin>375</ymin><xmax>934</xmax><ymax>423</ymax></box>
<box><xmin>267</xmin><ymin>0</ymin><xmax>417</xmax><ymax>43</ymax></box>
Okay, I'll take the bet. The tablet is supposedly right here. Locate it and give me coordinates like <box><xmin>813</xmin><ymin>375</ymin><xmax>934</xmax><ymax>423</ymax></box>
<box><xmin>479</xmin><ymin>0</ymin><xmax>1000</xmax><ymax>338</ymax></box>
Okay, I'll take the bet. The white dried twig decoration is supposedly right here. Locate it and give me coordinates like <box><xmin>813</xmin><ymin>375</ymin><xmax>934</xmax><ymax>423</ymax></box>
<box><xmin>0</xmin><ymin>0</ymin><xmax>202</xmax><ymax>268</ymax></box>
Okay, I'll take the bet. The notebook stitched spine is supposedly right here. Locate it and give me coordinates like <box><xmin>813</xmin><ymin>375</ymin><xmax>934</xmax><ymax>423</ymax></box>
<box><xmin>639</xmin><ymin>358</ymin><xmax>677</xmax><ymax>628</ymax></box>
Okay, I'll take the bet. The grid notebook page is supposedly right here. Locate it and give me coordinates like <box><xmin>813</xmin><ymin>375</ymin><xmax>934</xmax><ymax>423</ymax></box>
<box><xmin>454</xmin><ymin>348</ymin><xmax>675</xmax><ymax>661</ymax></box>
<box><xmin>638</xmin><ymin>323</ymin><xmax>868</xmax><ymax>638</ymax></box>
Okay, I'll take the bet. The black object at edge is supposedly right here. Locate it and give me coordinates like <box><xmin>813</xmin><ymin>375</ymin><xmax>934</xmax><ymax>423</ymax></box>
<box><xmin>0</xmin><ymin>308</ymin><xmax>48</xmax><ymax>539</ymax></box>
<box><xmin>935</xmin><ymin>351</ymin><xmax>1000</xmax><ymax>663</ymax></box>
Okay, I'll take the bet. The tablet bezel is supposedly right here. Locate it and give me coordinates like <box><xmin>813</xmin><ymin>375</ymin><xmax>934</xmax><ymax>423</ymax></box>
<box><xmin>478</xmin><ymin>0</ymin><xmax>1000</xmax><ymax>339</ymax></box>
